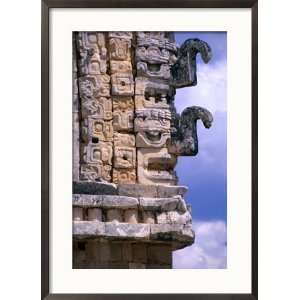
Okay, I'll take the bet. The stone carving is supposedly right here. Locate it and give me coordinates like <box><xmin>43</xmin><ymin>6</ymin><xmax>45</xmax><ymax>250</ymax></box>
<box><xmin>73</xmin><ymin>31</ymin><xmax>215</xmax><ymax>269</ymax></box>
<box><xmin>136</xmin><ymin>62</ymin><xmax>171</xmax><ymax>80</ymax></box>
<box><xmin>134</xmin><ymin>109</ymin><xmax>171</xmax><ymax>148</ymax></box>
<box><xmin>114</xmin><ymin>146</ymin><xmax>136</xmax><ymax>169</ymax></box>
<box><xmin>169</xmin><ymin>106</ymin><xmax>213</xmax><ymax>156</ymax></box>
<box><xmin>137</xmin><ymin>32</ymin><xmax>166</xmax><ymax>40</ymax></box>
<box><xmin>81</xmin><ymin>96</ymin><xmax>112</xmax><ymax>120</ymax></box>
<box><xmin>76</xmin><ymin>32</ymin><xmax>107</xmax><ymax>76</ymax></box>
<box><xmin>113</xmin><ymin>169</ymin><xmax>136</xmax><ymax>184</ymax></box>
<box><xmin>110</xmin><ymin>60</ymin><xmax>132</xmax><ymax>75</ymax></box>
<box><xmin>137</xmin><ymin>148</ymin><xmax>177</xmax><ymax>185</ymax></box>
<box><xmin>73</xmin><ymin>35</ymin><xmax>80</xmax><ymax>181</ymax></box>
<box><xmin>79</xmin><ymin>75</ymin><xmax>110</xmax><ymax>99</ymax></box>
<box><xmin>108</xmin><ymin>32</ymin><xmax>133</xmax><ymax>40</ymax></box>
<box><xmin>111</xmin><ymin>74</ymin><xmax>134</xmax><ymax>96</ymax></box>
<box><xmin>171</xmin><ymin>38</ymin><xmax>212</xmax><ymax>88</ymax></box>
<box><xmin>81</xmin><ymin>117</ymin><xmax>113</xmax><ymax>143</ymax></box>
<box><xmin>80</xmin><ymin>163</ymin><xmax>112</xmax><ymax>182</ymax></box>
<box><xmin>136</xmin><ymin>46</ymin><xmax>176</xmax><ymax>65</ymax></box>
<box><xmin>136</xmin><ymin>131</ymin><xmax>170</xmax><ymax>148</ymax></box>
<box><xmin>134</xmin><ymin>109</ymin><xmax>171</xmax><ymax>132</ymax></box>
<box><xmin>113</xmin><ymin>132</ymin><xmax>135</xmax><ymax>147</ymax></box>
<box><xmin>112</xmin><ymin>97</ymin><xmax>134</xmax><ymax>132</ymax></box>
<box><xmin>77</xmin><ymin>32</ymin><xmax>106</xmax><ymax>52</ymax></box>
<box><xmin>81</xmin><ymin>142</ymin><xmax>113</xmax><ymax>165</ymax></box>
<box><xmin>135</xmin><ymin>77</ymin><xmax>173</xmax><ymax>110</ymax></box>
<box><xmin>109</xmin><ymin>38</ymin><xmax>131</xmax><ymax>61</ymax></box>
<box><xmin>137</xmin><ymin>36</ymin><xmax>177</xmax><ymax>52</ymax></box>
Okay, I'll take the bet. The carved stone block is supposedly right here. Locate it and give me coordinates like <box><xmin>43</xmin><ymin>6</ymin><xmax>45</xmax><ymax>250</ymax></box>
<box><xmin>80</xmin><ymin>163</ymin><xmax>112</xmax><ymax>182</ymax></box>
<box><xmin>77</xmin><ymin>51</ymin><xmax>107</xmax><ymax>75</ymax></box>
<box><xmin>110</xmin><ymin>60</ymin><xmax>132</xmax><ymax>75</ymax></box>
<box><xmin>136</xmin><ymin>131</ymin><xmax>170</xmax><ymax>148</ymax></box>
<box><xmin>79</xmin><ymin>75</ymin><xmax>110</xmax><ymax>99</ymax></box>
<box><xmin>136</xmin><ymin>62</ymin><xmax>171</xmax><ymax>80</ymax></box>
<box><xmin>112</xmin><ymin>97</ymin><xmax>134</xmax><ymax>131</ymax></box>
<box><xmin>77</xmin><ymin>32</ymin><xmax>106</xmax><ymax>53</ymax></box>
<box><xmin>83</xmin><ymin>117</ymin><xmax>113</xmax><ymax>142</ymax></box>
<box><xmin>111</xmin><ymin>74</ymin><xmax>134</xmax><ymax>96</ymax></box>
<box><xmin>113</xmin><ymin>132</ymin><xmax>135</xmax><ymax>147</ymax></box>
<box><xmin>137</xmin><ymin>148</ymin><xmax>177</xmax><ymax>185</ymax></box>
<box><xmin>134</xmin><ymin>77</ymin><xmax>174</xmax><ymax>109</ymax></box>
<box><xmin>81</xmin><ymin>142</ymin><xmax>113</xmax><ymax>165</ymax></box>
<box><xmin>136</xmin><ymin>46</ymin><xmax>174</xmax><ymax>64</ymax></box>
<box><xmin>134</xmin><ymin>108</ymin><xmax>171</xmax><ymax>148</ymax></box>
<box><xmin>112</xmin><ymin>169</ymin><xmax>136</xmax><ymax>184</ymax></box>
<box><xmin>109</xmin><ymin>38</ymin><xmax>131</xmax><ymax>61</ymax></box>
<box><xmin>81</xmin><ymin>96</ymin><xmax>112</xmax><ymax>120</ymax></box>
<box><xmin>134</xmin><ymin>109</ymin><xmax>171</xmax><ymax>132</ymax></box>
<box><xmin>171</xmin><ymin>38</ymin><xmax>212</xmax><ymax>88</ymax></box>
<box><xmin>114</xmin><ymin>147</ymin><xmax>136</xmax><ymax>169</ymax></box>
<box><xmin>137</xmin><ymin>32</ymin><xmax>166</xmax><ymax>40</ymax></box>
<box><xmin>136</xmin><ymin>35</ymin><xmax>177</xmax><ymax>52</ymax></box>
<box><xmin>108</xmin><ymin>32</ymin><xmax>133</xmax><ymax>40</ymax></box>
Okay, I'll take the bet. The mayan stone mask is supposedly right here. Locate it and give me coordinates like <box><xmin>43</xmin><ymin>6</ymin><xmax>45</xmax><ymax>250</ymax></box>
<box><xmin>73</xmin><ymin>31</ymin><xmax>213</xmax><ymax>186</ymax></box>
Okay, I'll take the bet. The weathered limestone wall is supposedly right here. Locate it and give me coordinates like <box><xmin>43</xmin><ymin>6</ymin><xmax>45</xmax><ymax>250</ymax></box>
<box><xmin>73</xmin><ymin>31</ymin><xmax>213</xmax><ymax>269</ymax></box>
<box><xmin>74</xmin><ymin>241</ymin><xmax>172</xmax><ymax>269</ymax></box>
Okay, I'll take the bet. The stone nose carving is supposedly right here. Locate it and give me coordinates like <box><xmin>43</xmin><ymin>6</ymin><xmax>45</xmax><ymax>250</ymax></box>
<box><xmin>171</xmin><ymin>38</ymin><xmax>212</xmax><ymax>88</ymax></box>
<box><xmin>169</xmin><ymin>106</ymin><xmax>213</xmax><ymax>156</ymax></box>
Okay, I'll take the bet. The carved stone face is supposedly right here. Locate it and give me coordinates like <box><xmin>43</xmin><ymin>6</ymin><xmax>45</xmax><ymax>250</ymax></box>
<box><xmin>75</xmin><ymin>31</ymin><xmax>212</xmax><ymax>186</ymax></box>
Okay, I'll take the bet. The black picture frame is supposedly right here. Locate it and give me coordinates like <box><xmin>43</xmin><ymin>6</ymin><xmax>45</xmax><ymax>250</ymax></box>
<box><xmin>41</xmin><ymin>1</ymin><xmax>258</xmax><ymax>299</ymax></box>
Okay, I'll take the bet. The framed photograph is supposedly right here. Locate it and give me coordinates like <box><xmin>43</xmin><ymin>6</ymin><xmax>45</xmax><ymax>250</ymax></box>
<box><xmin>42</xmin><ymin>0</ymin><xmax>257</xmax><ymax>299</ymax></box>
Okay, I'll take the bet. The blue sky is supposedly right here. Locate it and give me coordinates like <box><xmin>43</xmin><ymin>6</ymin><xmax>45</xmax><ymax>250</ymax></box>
<box><xmin>172</xmin><ymin>32</ymin><xmax>227</xmax><ymax>268</ymax></box>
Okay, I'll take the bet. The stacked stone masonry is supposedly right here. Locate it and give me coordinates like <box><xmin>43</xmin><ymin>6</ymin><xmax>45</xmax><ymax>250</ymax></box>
<box><xmin>73</xmin><ymin>31</ymin><xmax>213</xmax><ymax>268</ymax></box>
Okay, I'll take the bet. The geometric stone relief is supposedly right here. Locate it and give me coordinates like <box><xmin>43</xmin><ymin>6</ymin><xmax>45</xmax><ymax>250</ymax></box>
<box><xmin>81</xmin><ymin>96</ymin><xmax>112</xmax><ymax>120</ymax></box>
<box><xmin>110</xmin><ymin>60</ymin><xmax>132</xmax><ymax>75</ymax></box>
<box><xmin>111</xmin><ymin>74</ymin><xmax>134</xmax><ymax>96</ymax></box>
<box><xmin>77</xmin><ymin>32</ymin><xmax>106</xmax><ymax>52</ymax></box>
<box><xmin>81</xmin><ymin>142</ymin><xmax>113</xmax><ymax>165</ymax></box>
<box><xmin>136</xmin><ymin>46</ymin><xmax>175</xmax><ymax>65</ymax></box>
<box><xmin>136</xmin><ymin>62</ymin><xmax>171</xmax><ymax>80</ymax></box>
<box><xmin>108</xmin><ymin>32</ymin><xmax>133</xmax><ymax>40</ymax></box>
<box><xmin>134</xmin><ymin>109</ymin><xmax>171</xmax><ymax>133</ymax></box>
<box><xmin>114</xmin><ymin>147</ymin><xmax>136</xmax><ymax>169</ymax></box>
<box><xmin>81</xmin><ymin>117</ymin><xmax>113</xmax><ymax>143</ymax></box>
<box><xmin>112</xmin><ymin>97</ymin><xmax>134</xmax><ymax>132</ymax></box>
<box><xmin>136</xmin><ymin>131</ymin><xmax>170</xmax><ymax>148</ymax></box>
<box><xmin>112</xmin><ymin>169</ymin><xmax>136</xmax><ymax>184</ymax></box>
<box><xmin>109</xmin><ymin>38</ymin><xmax>131</xmax><ymax>61</ymax></box>
<box><xmin>134</xmin><ymin>77</ymin><xmax>173</xmax><ymax>110</ymax></box>
<box><xmin>113</xmin><ymin>132</ymin><xmax>135</xmax><ymax>147</ymax></box>
<box><xmin>73</xmin><ymin>31</ymin><xmax>215</xmax><ymax>269</ymax></box>
<box><xmin>134</xmin><ymin>109</ymin><xmax>171</xmax><ymax>148</ymax></box>
<box><xmin>77</xmin><ymin>52</ymin><xmax>107</xmax><ymax>76</ymax></box>
<box><xmin>137</xmin><ymin>148</ymin><xmax>177</xmax><ymax>185</ymax></box>
<box><xmin>136</xmin><ymin>33</ymin><xmax>177</xmax><ymax>53</ymax></box>
<box><xmin>79</xmin><ymin>75</ymin><xmax>110</xmax><ymax>99</ymax></box>
<box><xmin>80</xmin><ymin>163</ymin><xmax>112</xmax><ymax>182</ymax></box>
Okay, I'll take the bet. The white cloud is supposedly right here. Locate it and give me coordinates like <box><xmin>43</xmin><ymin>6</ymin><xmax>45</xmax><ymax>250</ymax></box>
<box><xmin>173</xmin><ymin>220</ymin><xmax>227</xmax><ymax>269</ymax></box>
<box><xmin>175</xmin><ymin>60</ymin><xmax>227</xmax><ymax>115</ymax></box>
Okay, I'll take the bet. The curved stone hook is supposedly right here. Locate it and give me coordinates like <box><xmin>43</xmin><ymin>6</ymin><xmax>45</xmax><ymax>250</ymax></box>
<box><xmin>171</xmin><ymin>38</ymin><xmax>212</xmax><ymax>88</ymax></box>
<box><xmin>169</xmin><ymin>106</ymin><xmax>213</xmax><ymax>156</ymax></box>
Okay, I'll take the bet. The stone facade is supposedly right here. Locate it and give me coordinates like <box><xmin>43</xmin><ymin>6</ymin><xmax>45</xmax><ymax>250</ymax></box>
<box><xmin>73</xmin><ymin>32</ymin><xmax>213</xmax><ymax>268</ymax></box>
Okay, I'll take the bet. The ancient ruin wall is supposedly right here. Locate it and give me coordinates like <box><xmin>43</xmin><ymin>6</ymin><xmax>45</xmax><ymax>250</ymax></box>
<box><xmin>72</xmin><ymin>32</ymin><xmax>212</xmax><ymax>268</ymax></box>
